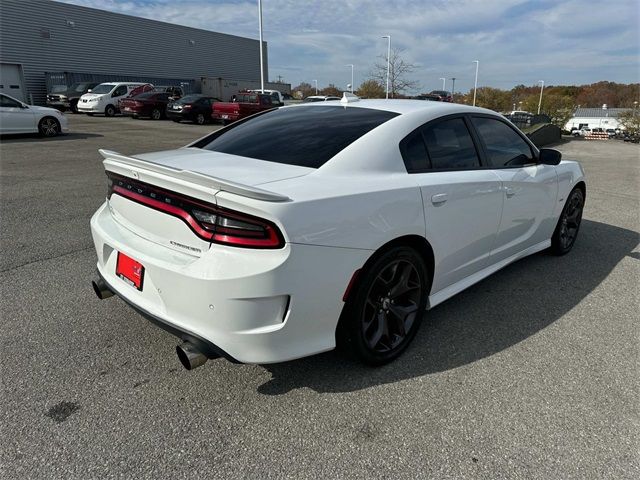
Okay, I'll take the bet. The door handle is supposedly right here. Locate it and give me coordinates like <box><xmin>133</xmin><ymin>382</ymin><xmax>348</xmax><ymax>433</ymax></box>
<box><xmin>505</xmin><ymin>187</ymin><xmax>516</xmax><ymax>198</ymax></box>
<box><xmin>431</xmin><ymin>193</ymin><xmax>448</xmax><ymax>205</ymax></box>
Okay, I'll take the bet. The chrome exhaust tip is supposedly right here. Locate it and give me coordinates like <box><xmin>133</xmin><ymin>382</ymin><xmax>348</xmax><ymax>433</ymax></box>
<box><xmin>176</xmin><ymin>342</ymin><xmax>208</xmax><ymax>370</ymax></box>
<box><xmin>92</xmin><ymin>277</ymin><xmax>114</xmax><ymax>300</ymax></box>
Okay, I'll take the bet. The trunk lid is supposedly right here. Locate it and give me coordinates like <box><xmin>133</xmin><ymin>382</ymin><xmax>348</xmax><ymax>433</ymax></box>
<box><xmin>101</xmin><ymin>148</ymin><xmax>310</xmax><ymax>255</ymax></box>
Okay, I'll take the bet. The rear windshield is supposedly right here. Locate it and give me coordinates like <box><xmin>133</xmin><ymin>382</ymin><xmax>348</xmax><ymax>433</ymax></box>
<box><xmin>196</xmin><ymin>106</ymin><xmax>399</xmax><ymax>168</ymax></box>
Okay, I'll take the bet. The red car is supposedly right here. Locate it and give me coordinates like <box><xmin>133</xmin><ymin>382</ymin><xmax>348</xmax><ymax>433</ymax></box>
<box><xmin>119</xmin><ymin>92</ymin><xmax>171</xmax><ymax>120</ymax></box>
<box><xmin>211</xmin><ymin>91</ymin><xmax>276</xmax><ymax>124</ymax></box>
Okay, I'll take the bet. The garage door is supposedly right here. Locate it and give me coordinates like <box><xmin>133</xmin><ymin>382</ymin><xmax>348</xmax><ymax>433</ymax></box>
<box><xmin>0</xmin><ymin>63</ymin><xmax>25</xmax><ymax>102</ymax></box>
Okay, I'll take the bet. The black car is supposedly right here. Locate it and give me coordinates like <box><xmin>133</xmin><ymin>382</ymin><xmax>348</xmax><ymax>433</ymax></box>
<box><xmin>46</xmin><ymin>82</ymin><xmax>99</xmax><ymax>113</ymax></box>
<box><xmin>166</xmin><ymin>95</ymin><xmax>220</xmax><ymax>124</ymax></box>
<box><xmin>428</xmin><ymin>90</ymin><xmax>453</xmax><ymax>102</ymax></box>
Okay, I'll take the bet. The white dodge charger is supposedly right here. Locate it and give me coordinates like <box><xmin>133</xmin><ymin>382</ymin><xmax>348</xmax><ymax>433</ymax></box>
<box><xmin>91</xmin><ymin>96</ymin><xmax>586</xmax><ymax>369</ymax></box>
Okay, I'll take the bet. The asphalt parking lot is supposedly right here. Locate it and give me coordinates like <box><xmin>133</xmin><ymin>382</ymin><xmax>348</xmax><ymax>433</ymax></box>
<box><xmin>1</xmin><ymin>114</ymin><xmax>638</xmax><ymax>479</ymax></box>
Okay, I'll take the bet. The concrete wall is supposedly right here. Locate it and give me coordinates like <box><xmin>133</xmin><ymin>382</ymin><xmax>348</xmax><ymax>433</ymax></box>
<box><xmin>0</xmin><ymin>0</ymin><xmax>267</xmax><ymax>105</ymax></box>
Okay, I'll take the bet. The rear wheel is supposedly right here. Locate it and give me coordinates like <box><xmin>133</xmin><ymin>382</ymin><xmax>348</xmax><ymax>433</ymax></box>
<box><xmin>151</xmin><ymin>108</ymin><xmax>162</xmax><ymax>120</ymax></box>
<box><xmin>195</xmin><ymin>113</ymin><xmax>206</xmax><ymax>125</ymax></box>
<box><xmin>38</xmin><ymin>117</ymin><xmax>61</xmax><ymax>137</ymax></box>
<box><xmin>104</xmin><ymin>104</ymin><xmax>116</xmax><ymax>117</ymax></box>
<box><xmin>550</xmin><ymin>188</ymin><xmax>584</xmax><ymax>255</ymax></box>
<box><xmin>338</xmin><ymin>246</ymin><xmax>428</xmax><ymax>365</ymax></box>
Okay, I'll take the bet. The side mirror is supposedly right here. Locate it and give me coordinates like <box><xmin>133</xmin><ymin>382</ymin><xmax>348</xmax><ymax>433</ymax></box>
<box><xmin>21</xmin><ymin>103</ymin><xmax>29</xmax><ymax>109</ymax></box>
<box><xmin>539</xmin><ymin>148</ymin><xmax>561</xmax><ymax>166</ymax></box>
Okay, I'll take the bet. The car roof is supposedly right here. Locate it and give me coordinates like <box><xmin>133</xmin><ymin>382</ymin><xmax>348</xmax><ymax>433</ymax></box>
<box><xmin>287</xmin><ymin>99</ymin><xmax>495</xmax><ymax>116</ymax></box>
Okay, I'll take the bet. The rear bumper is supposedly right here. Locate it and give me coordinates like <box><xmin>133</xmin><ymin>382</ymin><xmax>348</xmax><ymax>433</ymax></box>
<box><xmin>120</xmin><ymin>107</ymin><xmax>148</xmax><ymax>117</ymax></box>
<box><xmin>90</xmin><ymin>202</ymin><xmax>370</xmax><ymax>363</ymax></box>
<box><xmin>212</xmin><ymin>112</ymin><xmax>240</xmax><ymax>122</ymax></box>
<box><xmin>95</xmin><ymin>269</ymin><xmax>237</xmax><ymax>361</ymax></box>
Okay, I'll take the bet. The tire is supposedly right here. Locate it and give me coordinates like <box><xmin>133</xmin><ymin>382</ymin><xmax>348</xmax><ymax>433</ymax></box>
<box><xmin>104</xmin><ymin>104</ymin><xmax>116</xmax><ymax>117</ymax></box>
<box><xmin>151</xmin><ymin>108</ymin><xmax>161</xmax><ymax>120</ymax></box>
<box><xmin>338</xmin><ymin>246</ymin><xmax>429</xmax><ymax>365</ymax></box>
<box><xmin>195</xmin><ymin>113</ymin><xmax>206</xmax><ymax>125</ymax></box>
<box><xmin>38</xmin><ymin>117</ymin><xmax>61</xmax><ymax>137</ymax></box>
<box><xmin>550</xmin><ymin>187</ymin><xmax>584</xmax><ymax>255</ymax></box>
<box><xmin>69</xmin><ymin>100</ymin><xmax>78</xmax><ymax>113</ymax></box>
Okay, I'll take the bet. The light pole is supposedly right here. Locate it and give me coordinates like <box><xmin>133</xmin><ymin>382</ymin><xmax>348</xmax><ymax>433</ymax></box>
<box><xmin>440</xmin><ymin>77</ymin><xmax>446</xmax><ymax>90</ymax></box>
<box><xmin>382</xmin><ymin>35</ymin><xmax>391</xmax><ymax>99</ymax></box>
<box><xmin>472</xmin><ymin>60</ymin><xmax>479</xmax><ymax>106</ymax></box>
<box><xmin>537</xmin><ymin>80</ymin><xmax>544</xmax><ymax>115</ymax></box>
<box><xmin>258</xmin><ymin>0</ymin><xmax>265</xmax><ymax>92</ymax></box>
<box><xmin>345</xmin><ymin>64</ymin><xmax>354</xmax><ymax>93</ymax></box>
<box><xmin>450</xmin><ymin>77</ymin><xmax>456</xmax><ymax>99</ymax></box>
<box><xmin>313</xmin><ymin>79</ymin><xmax>318</xmax><ymax>95</ymax></box>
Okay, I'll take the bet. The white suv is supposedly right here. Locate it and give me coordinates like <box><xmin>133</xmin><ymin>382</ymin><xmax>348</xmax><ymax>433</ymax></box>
<box><xmin>78</xmin><ymin>82</ymin><xmax>149</xmax><ymax>117</ymax></box>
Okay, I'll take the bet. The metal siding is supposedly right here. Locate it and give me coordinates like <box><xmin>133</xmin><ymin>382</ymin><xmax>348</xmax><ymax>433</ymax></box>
<box><xmin>0</xmin><ymin>0</ymin><xmax>268</xmax><ymax>104</ymax></box>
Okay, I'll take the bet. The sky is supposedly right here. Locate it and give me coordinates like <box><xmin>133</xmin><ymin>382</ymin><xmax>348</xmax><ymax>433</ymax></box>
<box><xmin>59</xmin><ymin>0</ymin><xmax>640</xmax><ymax>94</ymax></box>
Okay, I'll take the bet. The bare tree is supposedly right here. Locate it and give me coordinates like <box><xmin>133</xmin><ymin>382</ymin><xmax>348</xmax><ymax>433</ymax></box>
<box><xmin>369</xmin><ymin>47</ymin><xmax>419</xmax><ymax>98</ymax></box>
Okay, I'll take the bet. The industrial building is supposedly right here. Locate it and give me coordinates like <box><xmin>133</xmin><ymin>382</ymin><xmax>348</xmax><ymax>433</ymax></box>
<box><xmin>0</xmin><ymin>0</ymin><xmax>272</xmax><ymax>105</ymax></box>
<box><xmin>564</xmin><ymin>106</ymin><xmax>631</xmax><ymax>131</ymax></box>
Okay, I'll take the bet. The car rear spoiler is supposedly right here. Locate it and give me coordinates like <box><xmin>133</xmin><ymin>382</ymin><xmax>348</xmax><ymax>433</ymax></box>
<box><xmin>98</xmin><ymin>149</ymin><xmax>291</xmax><ymax>202</ymax></box>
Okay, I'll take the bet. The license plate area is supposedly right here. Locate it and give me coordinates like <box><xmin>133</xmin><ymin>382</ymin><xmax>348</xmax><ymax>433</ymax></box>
<box><xmin>116</xmin><ymin>252</ymin><xmax>145</xmax><ymax>291</ymax></box>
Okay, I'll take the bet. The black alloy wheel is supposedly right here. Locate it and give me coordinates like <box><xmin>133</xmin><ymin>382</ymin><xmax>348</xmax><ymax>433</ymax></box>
<box><xmin>104</xmin><ymin>104</ymin><xmax>116</xmax><ymax>117</ymax></box>
<box><xmin>339</xmin><ymin>246</ymin><xmax>428</xmax><ymax>365</ymax></box>
<box><xmin>551</xmin><ymin>188</ymin><xmax>584</xmax><ymax>255</ymax></box>
<box><xmin>151</xmin><ymin>108</ymin><xmax>162</xmax><ymax>120</ymax></box>
<box><xmin>195</xmin><ymin>113</ymin><xmax>206</xmax><ymax>125</ymax></box>
<box><xmin>38</xmin><ymin>117</ymin><xmax>60</xmax><ymax>137</ymax></box>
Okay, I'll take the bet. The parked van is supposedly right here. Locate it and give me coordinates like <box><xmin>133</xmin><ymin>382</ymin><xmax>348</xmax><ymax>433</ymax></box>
<box><xmin>77</xmin><ymin>82</ymin><xmax>151</xmax><ymax>116</ymax></box>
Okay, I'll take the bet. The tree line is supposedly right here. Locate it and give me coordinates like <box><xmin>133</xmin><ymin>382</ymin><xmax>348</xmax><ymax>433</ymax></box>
<box><xmin>292</xmin><ymin>49</ymin><xmax>639</xmax><ymax>129</ymax></box>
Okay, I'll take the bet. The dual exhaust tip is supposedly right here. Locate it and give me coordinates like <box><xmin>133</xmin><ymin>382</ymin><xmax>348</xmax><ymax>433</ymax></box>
<box><xmin>91</xmin><ymin>276</ymin><xmax>208</xmax><ymax>370</ymax></box>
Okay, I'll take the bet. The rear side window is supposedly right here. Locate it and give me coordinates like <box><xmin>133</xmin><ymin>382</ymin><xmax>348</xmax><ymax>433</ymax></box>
<box><xmin>422</xmin><ymin>118</ymin><xmax>480</xmax><ymax>170</ymax></box>
<box><xmin>400</xmin><ymin>131</ymin><xmax>429</xmax><ymax>172</ymax></box>
<box><xmin>471</xmin><ymin>117</ymin><xmax>534</xmax><ymax>167</ymax></box>
<box><xmin>0</xmin><ymin>95</ymin><xmax>21</xmax><ymax>108</ymax></box>
<box><xmin>196</xmin><ymin>106</ymin><xmax>398</xmax><ymax>168</ymax></box>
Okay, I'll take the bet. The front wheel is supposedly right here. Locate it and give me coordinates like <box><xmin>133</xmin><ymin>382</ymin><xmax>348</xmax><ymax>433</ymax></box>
<box><xmin>550</xmin><ymin>188</ymin><xmax>584</xmax><ymax>255</ymax></box>
<box><xmin>150</xmin><ymin>108</ymin><xmax>161</xmax><ymax>120</ymax></box>
<box><xmin>338</xmin><ymin>246</ymin><xmax>428</xmax><ymax>365</ymax></box>
<box><xmin>104</xmin><ymin>104</ymin><xmax>116</xmax><ymax>117</ymax></box>
<box><xmin>195</xmin><ymin>113</ymin><xmax>206</xmax><ymax>125</ymax></box>
<box><xmin>38</xmin><ymin>117</ymin><xmax>61</xmax><ymax>137</ymax></box>
<box><xmin>69</xmin><ymin>100</ymin><xmax>79</xmax><ymax>113</ymax></box>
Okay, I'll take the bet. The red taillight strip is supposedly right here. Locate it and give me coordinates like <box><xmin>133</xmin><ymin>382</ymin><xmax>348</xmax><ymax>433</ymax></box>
<box><xmin>112</xmin><ymin>185</ymin><xmax>214</xmax><ymax>241</ymax></box>
<box><xmin>110</xmin><ymin>180</ymin><xmax>285</xmax><ymax>249</ymax></box>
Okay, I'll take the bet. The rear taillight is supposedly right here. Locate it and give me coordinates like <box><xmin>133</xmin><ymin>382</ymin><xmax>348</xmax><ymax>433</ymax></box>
<box><xmin>107</xmin><ymin>172</ymin><xmax>284</xmax><ymax>249</ymax></box>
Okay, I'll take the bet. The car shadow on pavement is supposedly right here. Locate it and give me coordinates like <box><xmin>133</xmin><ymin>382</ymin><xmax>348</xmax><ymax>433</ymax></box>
<box><xmin>257</xmin><ymin>220</ymin><xmax>639</xmax><ymax>395</ymax></box>
<box><xmin>0</xmin><ymin>132</ymin><xmax>103</xmax><ymax>143</ymax></box>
